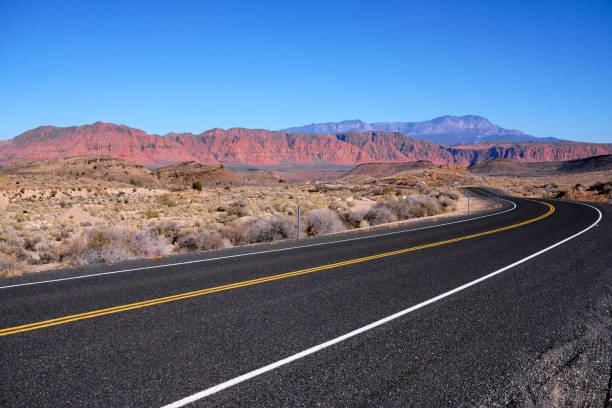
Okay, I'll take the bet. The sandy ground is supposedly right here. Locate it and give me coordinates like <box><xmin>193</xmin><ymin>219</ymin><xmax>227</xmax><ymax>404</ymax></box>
<box><xmin>57</xmin><ymin>206</ymin><xmax>102</xmax><ymax>223</ymax></box>
<box><xmin>0</xmin><ymin>192</ymin><xmax>7</xmax><ymax>210</ymax></box>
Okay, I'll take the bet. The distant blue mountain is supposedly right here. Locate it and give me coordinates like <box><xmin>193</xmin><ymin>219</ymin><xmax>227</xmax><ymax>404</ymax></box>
<box><xmin>281</xmin><ymin>115</ymin><xmax>564</xmax><ymax>145</ymax></box>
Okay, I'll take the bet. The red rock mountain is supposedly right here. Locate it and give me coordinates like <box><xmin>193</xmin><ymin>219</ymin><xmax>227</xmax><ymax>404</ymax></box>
<box><xmin>1</xmin><ymin>122</ymin><xmax>610</xmax><ymax>167</ymax></box>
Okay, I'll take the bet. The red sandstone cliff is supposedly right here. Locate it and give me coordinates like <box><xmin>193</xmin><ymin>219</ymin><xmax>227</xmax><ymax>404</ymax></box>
<box><xmin>2</xmin><ymin>122</ymin><xmax>197</xmax><ymax>167</ymax></box>
<box><xmin>0</xmin><ymin>122</ymin><xmax>610</xmax><ymax>167</ymax></box>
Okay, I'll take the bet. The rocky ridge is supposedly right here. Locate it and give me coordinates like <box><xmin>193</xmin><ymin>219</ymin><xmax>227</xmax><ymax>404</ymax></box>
<box><xmin>1</xmin><ymin>122</ymin><xmax>610</xmax><ymax>168</ymax></box>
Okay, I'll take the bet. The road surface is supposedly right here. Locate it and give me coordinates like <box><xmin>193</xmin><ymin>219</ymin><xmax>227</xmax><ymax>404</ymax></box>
<box><xmin>0</xmin><ymin>188</ymin><xmax>609</xmax><ymax>407</ymax></box>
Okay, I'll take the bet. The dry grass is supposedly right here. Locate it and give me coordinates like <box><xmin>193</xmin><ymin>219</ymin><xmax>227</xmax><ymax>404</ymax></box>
<box><xmin>0</xmin><ymin>166</ymin><xmax>467</xmax><ymax>277</ymax></box>
<box><xmin>487</xmin><ymin>171</ymin><xmax>612</xmax><ymax>203</ymax></box>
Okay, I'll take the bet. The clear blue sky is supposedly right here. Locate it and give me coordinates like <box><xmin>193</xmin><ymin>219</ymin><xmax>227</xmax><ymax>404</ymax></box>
<box><xmin>1</xmin><ymin>0</ymin><xmax>611</xmax><ymax>142</ymax></box>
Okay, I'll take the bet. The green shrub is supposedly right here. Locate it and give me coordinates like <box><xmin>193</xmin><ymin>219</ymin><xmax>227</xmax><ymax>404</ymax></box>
<box><xmin>192</xmin><ymin>181</ymin><xmax>203</xmax><ymax>192</ymax></box>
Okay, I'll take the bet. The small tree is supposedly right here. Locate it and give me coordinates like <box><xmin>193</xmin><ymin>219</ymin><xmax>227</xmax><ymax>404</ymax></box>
<box><xmin>192</xmin><ymin>181</ymin><xmax>203</xmax><ymax>192</ymax></box>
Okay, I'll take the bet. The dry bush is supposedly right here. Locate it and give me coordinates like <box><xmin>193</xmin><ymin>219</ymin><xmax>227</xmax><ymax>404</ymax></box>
<box><xmin>339</xmin><ymin>209</ymin><xmax>368</xmax><ymax>228</ymax></box>
<box><xmin>153</xmin><ymin>220</ymin><xmax>182</xmax><ymax>244</ymax></box>
<box><xmin>226</xmin><ymin>200</ymin><xmax>249</xmax><ymax>217</ymax></box>
<box><xmin>439</xmin><ymin>190</ymin><xmax>459</xmax><ymax>200</ymax></box>
<box><xmin>142</xmin><ymin>207</ymin><xmax>160</xmax><ymax>218</ymax></box>
<box><xmin>35</xmin><ymin>250</ymin><xmax>59</xmax><ymax>265</ymax></box>
<box><xmin>363</xmin><ymin>195</ymin><xmax>447</xmax><ymax>225</ymax></box>
<box><xmin>365</xmin><ymin>205</ymin><xmax>398</xmax><ymax>225</ymax></box>
<box><xmin>0</xmin><ymin>257</ymin><xmax>26</xmax><ymax>277</ymax></box>
<box><xmin>53</xmin><ymin>237</ymin><xmax>87</xmax><ymax>262</ymax></box>
<box><xmin>220</xmin><ymin>221</ymin><xmax>251</xmax><ymax>246</ymax></box>
<box><xmin>382</xmin><ymin>184</ymin><xmax>395</xmax><ymax>194</ymax></box>
<box><xmin>405</xmin><ymin>195</ymin><xmax>442</xmax><ymax>218</ymax></box>
<box><xmin>587</xmin><ymin>181</ymin><xmax>612</xmax><ymax>195</ymax></box>
<box><xmin>158</xmin><ymin>193</ymin><xmax>177</xmax><ymax>207</ymax></box>
<box><xmin>377</xmin><ymin>198</ymin><xmax>412</xmax><ymax>219</ymax></box>
<box><xmin>1</xmin><ymin>242</ymin><xmax>33</xmax><ymax>264</ymax></box>
<box><xmin>269</xmin><ymin>215</ymin><xmax>297</xmax><ymax>239</ymax></box>
<box><xmin>305</xmin><ymin>209</ymin><xmax>345</xmax><ymax>236</ymax></box>
<box><xmin>220</xmin><ymin>215</ymin><xmax>298</xmax><ymax>245</ymax></box>
<box><xmin>177</xmin><ymin>229</ymin><xmax>226</xmax><ymax>252</ymax></box>
<box><xmin>220</xmin><ymin>219</ymin><xmax>267</xmax><ymax>245</ymax></box>
<box><xmin>64</xmin><ymin>226</ymin><xmax>172</xmax><ymax>265</ymax></box>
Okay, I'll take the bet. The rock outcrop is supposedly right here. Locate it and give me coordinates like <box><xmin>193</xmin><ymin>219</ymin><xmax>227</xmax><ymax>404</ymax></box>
<box><xmin>342</xmin><ymin>161</ymin><xmax>436</xmax><ymax>178</ymax></box>
<box><xmin>468</xmin><ymin>155</ymin><xmax>612</xmax><ymax>176</ymax></box>
<box><xmin>154</xmin><ymin>162</ymin><xmax>279</xmax><ymax>184</ymax></box>
<box><xmin>1</xmin><ymin>122</ymin><xmax>610</xmax><ymax>168</ymax></box>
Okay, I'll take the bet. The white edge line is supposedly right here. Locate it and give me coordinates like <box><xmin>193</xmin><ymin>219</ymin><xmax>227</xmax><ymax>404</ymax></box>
<box><xmin>0</xmin><ymin>193</ymin><xmax>515</xmax><ymax>290</ymax></box>
<box><xmin>161</xmin><ymin>200</ymin><xmax>602</xmax><ymax>408</ymax></box>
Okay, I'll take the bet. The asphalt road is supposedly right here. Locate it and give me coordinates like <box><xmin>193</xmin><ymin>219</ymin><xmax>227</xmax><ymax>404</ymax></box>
<box><xmin>0</xmin><ymin>188</ymin><xmax>609</xmax><ymax>407</ymax></box>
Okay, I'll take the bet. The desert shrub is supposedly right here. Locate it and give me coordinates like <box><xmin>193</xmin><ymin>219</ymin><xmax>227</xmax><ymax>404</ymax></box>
<box><xmin>339</xmin><ymin>209</ymin><xmax>368</xmax><ymax>228</ymax></box>
<box><xmin>33</xmin><ymin>251</ymin><xmax>59</xmax><ymax>264</ymax></box>
<box><xmin>587</xmin><ymin>181</ymin><xmax>612</xmax><ymax>195</ymax></box>
<box><xmin>0</xmin><ymin>257</ymin><xmax>26</xmax><ymax>277</ymax></box>
<box><xmin>438</xmin><ymin>197</ymin><xmax>456</xmax><ymax>210</ymax></box>
<box><xmin>248</xmin><ymin>217</ymin><xmax>295</xmax><ymax>242</ymax></box>
<box><xmin>382</xmin><ymin>184</ymin><xmax>395</xmax><ymax>195</ymax></box>
<box><xmin>65</xmin><ymin>226</ymin><xmax>172</xmax><ymax>266</ymax></box>
<box><xmin>54</xmin><ymin>238</ymin><xmax>87</xmax><ymax>262</ymax></box>
<box><xmin>377</xmin><ymin>198</ymin><xmax>412</xmax><ymax>219</ymax></box>
<box><xmin>142</xmin><ymin>207</ymin><xmax>160</xmax><ymax>218</ymax></box>
<box><xmin>52</xmin><ymin>228</ymin><xmax>71</xmax><ymax>241</ymax></box>
<box><xmin>219</xmin><ymin>215</ymin><xmax>297</xmax><ymax>245</ymax></box>
<box><xmin>23</xmin><ymin>234</ymin><xmax>42</xmax><ymax>251</ymax></box>
<box><xmin>246</xmin><ymin>219</ymin><xmax>277</xmax><ymax>242</ymax></box>
<box><xmin>220</xmin><ymin>219</ymin><xmax>263</xmax><ymax>245</ymax></box>
<box><xmin>362</xmin><ymin>195</ymin><xmax>446</xmax><ymax>225</ymax></box>
<box><xmin>305</xmin><ymin>209</ymin><xmax>344</xmax><ymax>236</ymax></box>
<box><xmin>439</xmin><ymin>190</ymin><xmax>459</xmax><ymax>200</ymax></box>
<box><xmin>328</xmin><ymin>201</ymin><xmax>342</xmax><ymax>211</ymax></box>
<box><xmin>269</xmin><ymin>215</ymin><xmax>297</xmax><ymax>239</ymax></box>
<box><xmin>158</xmin><ymin>193</ymin><xmax>177</xmax><ymax>207</ymax></box>
<box><xmin>364</xmin><ymin>205</ymin><xmax>398</xmax><ymax>225</ymax></box>
<box><xmin>227</xmin><ymin>200</ymin><xmax>249</xmax><ymax>217</ymax></box>
<box><xmin>219</xmin><ymin>219</ymin><xmax>268</xmax><ymax>245</ymax></box>
<box><xmin>33</xmin><ymin>238</ymin><xmax>52</xmax><ymax>253</ymax></box>
<box><xmin>153</xmin><ymin>220</ymin><xmax>182</xmax><ymax>244</ymax></box>
<box><xmin>192</xmin><ymin>181</ymin><xmax>203</xmax><ymax>192</ymax></box>
<box><xmin>405</xmin><ymin>195</ymin><xmax>442</xmax><ymax>217</ymax></box>
<box><xmin>220</xmin><ymin>221</ymin><xmax>251</xmax><ymax>246</ymax></box>
<box><xmin>177</xmin><ymin>229</ymin><xmax>226</xmax><ymax>252</ymax></box>
<box><xmin>0</xmin><ymin>238</ymin><xmax>32</xmax><ymax>263</ymax></box>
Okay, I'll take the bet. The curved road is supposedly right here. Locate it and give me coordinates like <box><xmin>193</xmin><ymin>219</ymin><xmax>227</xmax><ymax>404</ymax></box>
<box><xmin>0</xmin><ymin>188</ymin><xmax>609</xmax><ymax>406</ymax></box>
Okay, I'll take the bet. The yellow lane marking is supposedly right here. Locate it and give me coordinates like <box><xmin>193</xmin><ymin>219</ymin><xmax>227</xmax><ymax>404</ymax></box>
<box><xmin>0</xmin><ymin>201</ymin><xmax>554</xmax><ymax>337</ymax></box>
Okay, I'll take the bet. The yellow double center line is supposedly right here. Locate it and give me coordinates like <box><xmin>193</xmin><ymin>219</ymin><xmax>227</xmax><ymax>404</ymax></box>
<box><xmin>0</xmin><ymin>201</ymin><xmax>554</xmax><ymax>337</ymax></box>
